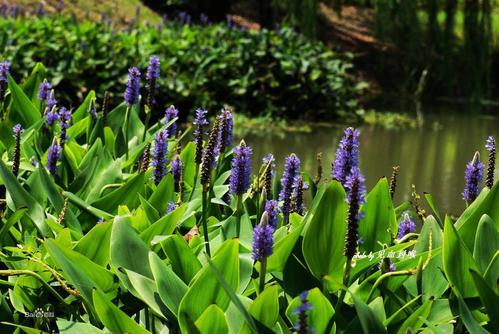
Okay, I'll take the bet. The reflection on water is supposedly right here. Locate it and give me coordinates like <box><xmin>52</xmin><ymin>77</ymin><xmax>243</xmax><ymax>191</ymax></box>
<box><xmin>238</xmin><ymin>108</ymin><xmax>499</xmax><ymax>215</ymax></box>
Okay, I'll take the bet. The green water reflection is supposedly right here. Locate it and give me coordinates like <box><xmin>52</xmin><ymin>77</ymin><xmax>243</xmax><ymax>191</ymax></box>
<box><xmin>238</xmin><ymin>109</ymin><xmax>499</xmax><ymax>215</ymax></box>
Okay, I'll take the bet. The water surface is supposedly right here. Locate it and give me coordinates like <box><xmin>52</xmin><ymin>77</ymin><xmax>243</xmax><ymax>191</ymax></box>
<box><xmin>239</xmin><ymin>106</ymin><xmax>499</xmax><ymax>215</ymax></box>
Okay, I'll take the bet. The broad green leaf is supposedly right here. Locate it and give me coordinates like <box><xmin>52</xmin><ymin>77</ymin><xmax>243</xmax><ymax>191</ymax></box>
<box><xmin>92</xmin><ymin>289</ymin><xmax>150</xmax><ymax>334</ymax></box>
<box><xmin>0</xmin><ymin>160</ymin><xmax>48</xmax><ymax>235</ymax></box>
<box><xmin>56</xmin><ymin>319</ymin><xmax>106</xmax><ymax>334</ymax></box>
<box><xmin>160</xmin><ymin>235</ymin><xmax>202</xmax><ymax>284</ymax></box>
<box><xmin>442</xmin><ymin>216</ymin><xmax>480</xmax><ymax>297</ymax></box>
<box><xmin>469</xmin><ymin>269</ymin><xmax>499</xmax><ymax>332</ymax></box>
<box><xmin>358</xmin><ymin>178</ymin><xmax>395</xmax><ymax>252</ymax></box>
<box><xmin>302</xmin><ymin>181</ymin><xmax>347</xmax><ymax>290</ymax></box>
<box><xmin>22</xmin><ymin>63</ymin><xmax>46</xmax><ymax>106</ymax></box>
<box><xmin>45</xmin><ymin>239</ymin><xmax>115</xmax><ymax>304</ymax></box>
<box><xmin>74</xmin><ymin>221</ymin><xmax>112</xmax><ymax>266</ymax></box>
<box><xmin>473</xmin><ymin>215</ymin><xmax>499</xmax><ymax>273</ymax></box>
<box><xmin>125</xmin><ymin>269</ymin><xmax>167</xmax><ymax>319</ymax></box>
<box><xmin>195</xmin><ymin>304</ymin><xmax>229</xmax><ymax>334</ymax></box>
<box><xmin>455</xmin><ymin>183</ymin><xmax>499</xmax><ymax>250</ymax></box>
<box><xmin>351</xmin><ymin>292</ymin><xmax>386</xmax><ymax>334</ymax></box>
<box><xmin>7</xmin><ymin>75</ymin><xmax>40</xmax><ymax>126</ymax></box>
<box><xmin>149</xmin><ymin>252</ymin><xmax>188</xmax><ymax>316</ymax></box>
<box><xmin>73</xmin><ymin>91</ymin><xmax>96</xmax><ymax>122</ymax></box>
<box><xmin>92</xmin><ymin>173</ymin><xmax>145</xmax><ymax>213</ymax></box>
<box><xmin>395</xmin><ymin>298</ymin><xmax>433</xmax><ymax>334</ymax></box>
<box><xmin>455</xmin><ymin>290</ymin><xmax>490</xmax><ymax>334</ymax></box>
<box><xmin>247</xmin><ymin>285</ymin><xmax>279</xmax><ymax>330</ymax></box>
<box><xmin>110</xmin><ymin>216</ymin><xmax>152</xmax><ymax>278</ymax></box>
<box><xmin>178</xmin><ymin>240</ymin><xmax>240</xmax><ymax>333</ymax></box>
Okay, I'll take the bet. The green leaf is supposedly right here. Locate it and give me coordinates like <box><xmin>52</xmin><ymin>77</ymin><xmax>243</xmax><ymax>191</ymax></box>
<box><xmin>178</xmin><ymin>240</ymin><xmax>241</xmax><ymax>333</ymax></box>
<box><xmin>358</xmin><ymin>178</ymin><xmax>395</xmax><ymax>252</ymax></box>
<box><xmin>56</xmin><ymin>319</ymin><xmax>106</xmax><ymax>334</ymax></box>
<box><xmin>7</xmin><ymin>75</ymin><xmax>40</xmax><ymax>126</ymax></box>
<box><xmin>195</xmin><ymin>304</ymin><xmax>229</xmax><ymax>334</ymax></box>
<box><xmin>73</xmin><ymin>91</ymin><xmax>96</xmax><ymax>122</ymax></box>
<box><xmin>395</xmin><ymin>298</ymin><xmax>433</xmax><ymax>334</ymax></box>
<box><xmin>92</xmin><ymin>289</ymin><xmax>150</xmax><ymax>334</ymax></box>
<box><xmin>473</xmin><ymin>215</ymin><xmax>499</xmax><ymax>273</ymax></box>
<box><xmin>302</xmin><ymin>181</ymin><xmax>347</xmax><ymax>290</ymax></box>
<box><xmin>469</xmin><ymin>269</ymin><xmax>499</xmax><ymax>332</ymax></box>
<box><xmin>442</xmin><ymin>216</ymin><xmax>480</xmax><ymax>297</ymax></box>
<box><xmin>149</xmin><ymin>252</ymin><xmax>188</xmax><ymax>316</ymax></box>
<box><xmin>92</xmin><ymin>173</ymin><xmax>145</xmax><ymax>213</ymax></box>
<box><xmin>160</xmin><ymin>235</ymin><xmax>202</xmax><ymax>284</ymax></box>
<box><xmin>248</xmin><ymin>286</ymin><xmax>279</xmax><ymax>329</ymax></box>
<box><xmin>124</xmin><ymin>269</ymin><xmax>167</xmax><ymax>319</ymax></box>
<box><xmin>351</xmin><ymin>292</ymin><xmax>386</xmax><ymax>334</ymax></box>
<box><xmin>74</xmin><ymin>221</ymin><xmax>112</xmax><ymax>266</ymax></box>
<box><xmin>0</xmin><ymin>160</ymin><xmax>48</xmax><ymax>235</ymax></box>
<box><xmin>455</xmin><ymin>183</ymin><xmax>499</xmax><ymax>250</ymax></box>
<box><xmin>455</xmin><ymin>290</ymin><xmax>490</xmax><ymax>334</ymax></box>
<box><xmin>110</xmin><ymin>216</ymin><xmax>152</xmax><ymax>278</ymax></box>
<box><xmin>22</xmin><ymin>63</ymin><xmax>46</xmax><ymax>106</ymax></box>
<box><xmin>45</xmin><ymin>239</ymin><xmax>115</xmax><ymax>304</ymax></box>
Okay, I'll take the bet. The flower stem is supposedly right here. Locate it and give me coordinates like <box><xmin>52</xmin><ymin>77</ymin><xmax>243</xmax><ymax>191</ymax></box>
<box><xmin>202</xmin><ymin>189</ymin><xmax>211</xmax><ymax>257</ymax></box>
<box><xmin>334</xmin><ymin>257</ymin><xmax>352</xmax><ymax>313</ymax></box>
<box><xmin>236</xmin><ymin>194</ymin><xmax>243</xmax><ymax>238</ymax></box>
<box><xmin>188</xmin><ymin>165</ymin><xmax>199</xmax><ymax>201</ymax></box>
<box><xmin>259</xmin><ymin>258</ymin><xmax>267</xmax><ymax>293</ymax></box>
<box><xmin>124</xmin><ymin>106</ymin><xmax>130</xmax><ymax>160</ymax></box>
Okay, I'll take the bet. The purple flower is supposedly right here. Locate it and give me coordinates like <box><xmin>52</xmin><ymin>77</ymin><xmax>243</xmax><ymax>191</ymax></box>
<box><xmin>124</xmin><ymin>67</ymin><xmax>141</xmax><ymax>106</ymax></box>
<box><xmin>0</xmin><ymin>60</ymin><xmax>10</xmax><ymax>99</ymax></box>
<box><xmin>46</xmin><ymin>140</ymin><xmax>62</xmax><ymax>175</ymax></box>
<box><xmin>151</xmin><ymin>129</ymin><xmax>168</xmax><ymax>185</ymax></box>
<box><xmin>389</xmin><ymin>263</ymin><xmax>397</xmax><ymax>272</ymax></box>
<box><xmin>462</xmin><ymin>152</ymin><xmax>484</xmax><ymax>202</ymax></box>
<box><xmin>200</xmin><ymin>13</ymin><xmax>209</xmax><ymax>25</ymax></box>
<box><xmin>163</xmin><ymin>105</ymin><xmax>179</xmax><ymax>138</ymax></box>
<box><xmin>193</xmin><ymin>108</ymin><xmax>208</xmax><ymax>164</ymax></box>
<box><xmin>292</xmin><ymin>176</ymin><xmax>307</xmax><ymax>215</ymax></box>
<box><xmin>397</xmin><ymin>211</ymin><xmax>416</xmax><ymax>239</ymax></box>
<box><xmin>12</xmin><ymin>124</ymin><xmax>22</xmax><ymax>137</ymax></box>
<box><xmin>30</xmin><ymin>156</ymin><xmax>38</xmax><ymax>167</ymax></box>
<box><xmin>146</xmin><ymin>56</ymin><xmax>160</xmax><ymax>107</ymax></box>
<box><xmin>200</xmin><ymin>117</ymin><xmax>220</xmax><ymax>190</ymax></box>
<box><xmin>264</xmin><ymin>200</ymin><xmax>279</xmax><ymax>228</ymax></box>
<box><xmin>38</xmin><ymin>81</ymin><xmax>52</xmax><ymax>102</ymax></box>
<box><xmin>279</xmin><ymin>154</ymin><xmax>301</xmax><ymax>220</ymax></box>
<box><xmin>252</xmin><ymin>213</ymin><xmax>274</xmax><ymax>261</ymax></box>
<box><xmin>293</xmin><ymin>291</ymin><xmax>312</xmax><ymax>333</ymax></box>
<box><xmin>344</xmin><ymin>167</ymin><xmax>366</xmax><ymax>259</ymax></box>
<box><xmin>46</xmin><ymin>90</ymin><xmax>58</xmax><ymax>112</ymax></box>
<box><xmin>332</xmin><ymin>127</ymin><xmax>360</xmax><ymax>186</ymax></box>
<box><xmin>0</xmin><ymin>60</ymin><xmax>9</xmax><ymax>82</ymax></box>
<box><xmin>171</xmin><ymin>154</ymin><xmax>182</xmax><ymax>192</ymax></box>
<box><xmin>58</xmin><ymin>107</ymin><xmax>72</xmax><ymax>146</ymax></box>
<box><xmin>218</xmin><ymin>109</ymin><xmax>233</xmax><ymax>151</ymax></box>
<box><xmin>229</xmin><ymin>140</ymin><xmax>252</xmax><ymax>195</ymax></box>
<box><xmin>166</xmin><ymin>201</ymin><xmax>178</xmax><ymax>214</ymax></box>
<box><xmin>485</xmin><ymin>136</ymin><xmax>496</xmax><ymax>189</ymax></box>
<box><xmin>45</xmin><ymin>109</ymin><xmax>59</xmax><ymax>126</ymax></box>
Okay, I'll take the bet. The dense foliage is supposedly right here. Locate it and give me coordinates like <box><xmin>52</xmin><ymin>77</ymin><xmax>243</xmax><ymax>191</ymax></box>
<box><xmin>0</xmin><ymin>64</ymin><xmax>497</xmax><ymax>333</ymax></box>
<box><xmin>0</xmin><ymin>15</ymin><xmax>362</xmax><ymax>120</ymax></box>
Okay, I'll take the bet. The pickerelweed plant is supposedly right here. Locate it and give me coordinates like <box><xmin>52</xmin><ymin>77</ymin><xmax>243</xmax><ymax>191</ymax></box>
<box><xmin>0</xmin><ymin>62</ymin><xmax>497</xmax><ymax>334</ymax></box>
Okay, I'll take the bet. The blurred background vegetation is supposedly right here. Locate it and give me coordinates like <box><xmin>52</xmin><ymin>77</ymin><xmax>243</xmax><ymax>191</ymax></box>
<box><xmin>1</xmin><ymin>0</ymin><xmax>498</xmax><ymax>115</ymax></box>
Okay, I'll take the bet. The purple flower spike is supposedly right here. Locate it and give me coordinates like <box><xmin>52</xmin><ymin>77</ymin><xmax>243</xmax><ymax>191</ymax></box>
<box><xmin>218</xmin><ymin>109</ymin><xmax>233</xmax><ymax>151</ymax></box>
<box><xmin>462</xmin><ymin>152</ymin><xmax>484</xmax><ymax>203</ymax></box>
<box><xmin>46</xmin><ymin>90</ymin><xmax>58</xmax><ymax>112</ymax></box>
<box><xmin>45</xmin><ymin>109</ymin><xmax>59</xmax><ymax>126</ymax></box>
<box><xmin>279</xmin><ymin>154</ymin><xmax>301</xmax><ymax>221</ymax></box>
<box><xmin>151</xmin><ymin>129</ymin><xmax>168</xmax><ymax>185</ymax></box>
<box><xmin>397</xmin><ymin>211</ymin><xmax>416</xmax><ymax>239</ymax></box>
<box><xmin>0</xmin><ymin>60</ymin><xmax>10</xmax><ymax>100</ymax></box>
<box><xmin>262</xmin><ymin>154</ymin><xmax>275</xmax><ymax>198</ymax></box>
<box><xmin>166</xmin><ymin>201</ymin><xmax>178</xmax><ymax>214</ymax></box>
<box><xmin>264</xmin><ymin>200</ymin><xmax>279</xmax><ymax>228</ymax></box>
<box><xmin>485</xmin><ymin>136</ymin><xmax>496</xmax><ymax>189</ymax></box>
<box><xmin>171</xmin><ymin>154</ymin><xmax>183</xmax><ymax>192</ymax></box>
<box><xmin>38</xmin><ymin>80</ymin><xmax>52</xmax><ymax>102</ymax></box>
<box><xmin>12</xmin><ymin>124</ymin><xmax>22</xmax><ymax>136</ymax></box>
<box><xmin>293</xmin><ymin>291</ymin><xmax>312</xmax><ymax>333</ymax></box>
<box><xmin>229</xmin><ymin>140</ymin><xmax>252</xmax><ymax>195</ymax></box>
<box><xmin>344</xmin><ymin>167</ymin><xmax>366</xmax><ymax>259</ymax></box>
<box><xmin>332</xmin><ymin>127</ymin><xmax>360</xmax><ymax>186</ymax></box>
<box><xmin>193</xmin><ymin>108</ymin><xmax>208</xmax><ymax>164</ymax></box>
<box><xmin>163</xmin><ymin>105</ymin><xmax>179</xmax><ymax>138</ymax></box>
<box><xmin>252</xmin><ymin>212</ymin><xmax>274</xmax><ymax>261</ymax></box>
<box><xmin>124</xmin><ymin>67</ymin><xmax>141</xmax><ymax>106</ymax></box>
<box><xmin>146</xmin><ymin>56</ymin><xmax>160</xmax><ymax>107</ymax></box>
<box><xmin>46</xmin><ymin>140</ymin><xmax>62</xmax><ymax>175</ymax></box>
<box><xmin>58</xmin><ymin>107</ymin><xmax>72</xmax><ymax>146</ymax></box>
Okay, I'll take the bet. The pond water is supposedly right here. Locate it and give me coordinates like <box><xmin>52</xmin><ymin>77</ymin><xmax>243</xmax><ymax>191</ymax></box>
<box><xmin>238</xmin><ymin>105</ymin><xmax>499</xmax><ymax>215</ymax></box>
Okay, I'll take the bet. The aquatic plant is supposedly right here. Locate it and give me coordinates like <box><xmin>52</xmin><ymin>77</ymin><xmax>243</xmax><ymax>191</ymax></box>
<box><xmin>332</xmin><ymin>127</ymin><xmax>360</xmax><ymax>186</ymax></box>
<box><xmin>0</xmin><ymin>63</ymin><xmax>496</xmax><ymax>334</ymax></box>
<box><xmin>462</xmin><ymin>151</ymin><xmax>484</xmax><ymax>203</ymax></box>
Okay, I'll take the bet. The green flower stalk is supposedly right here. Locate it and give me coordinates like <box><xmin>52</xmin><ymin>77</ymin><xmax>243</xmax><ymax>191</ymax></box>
<box><xmin>314</xmin><ymin>152</ymin><xmax>323</xmax><ymax>185</ymax></box>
